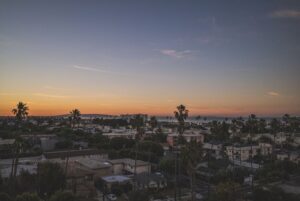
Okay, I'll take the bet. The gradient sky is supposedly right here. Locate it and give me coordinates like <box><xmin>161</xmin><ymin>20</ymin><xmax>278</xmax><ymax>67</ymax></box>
<box><xmin>1</xmin><ymin>0</ymin><xmax>300</xmax><ymax>116</ymax></box>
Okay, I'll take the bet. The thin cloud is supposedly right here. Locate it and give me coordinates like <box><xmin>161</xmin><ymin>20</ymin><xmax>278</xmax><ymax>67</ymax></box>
<box><xmin>267</xmin><ymin>91</ymin><xmax>280</xmax><ymax>96</ymax></box>
<box><xmin>33</xmin><ymin>93</ymin><xmax>70</xmax><ymax>98</ymax></box>
<box><xmin>270</xmin><ymin>9</ymin><xmax>300</xmax><ymax>19</ymax></box>
<box><xmin>160</xmin><ymin>49</ymin><xmax>193</xmax><ymax>58</ymax></box>
<box><xmin>73</xmin><ymin>65</ymin><xmax>126</xmax><ymax>75</ymax></box>
<box><xmin>0</xmin><ymin>93</ymin><xmax>17</xmax><ymax>96</ymax></box>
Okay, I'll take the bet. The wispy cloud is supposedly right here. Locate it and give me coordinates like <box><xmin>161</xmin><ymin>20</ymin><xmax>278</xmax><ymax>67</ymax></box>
<box><xmin>33</xmin><ymin>93</ymin><xmax>70</xmax><ymax>98</ymax></box>
<box><xmin>73</xmin><ymin>65</ymin><xmax>125</xmax><ymax>75</ymax></box>
<box><xmin>0</xmin><ymin>93</ymin><xmax>17</xmax><ymax>96</ymax></box>
<box><xmin>160</xmin><ymin>49</ymin><xmax>193</xmax><ymax>58</ymax></box>
<box><xmin>270</xmin><ymin>9</ymin><xmax>300</xmax><ymax>19</ymax></box>
<box><xmin>267</xmin><ymin>91</ymin><xmax>280</xmax><ymax>96</ymax></box>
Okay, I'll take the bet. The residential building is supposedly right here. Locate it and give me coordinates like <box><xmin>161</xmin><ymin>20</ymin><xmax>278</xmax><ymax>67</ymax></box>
<box><xmin>108</xmin><ymin>158</ymin><xmax>151</xmax><ymax>175</ymax></box>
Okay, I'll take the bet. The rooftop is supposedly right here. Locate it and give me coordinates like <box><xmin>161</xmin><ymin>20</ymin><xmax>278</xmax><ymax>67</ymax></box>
<box><xmin>109</xmin><ymin>158</ymin><xmax>148</xmax><ymax>166</ymax></box>
<box><xmin>76</xmin><ymin>158</ymin><xmax>111</xmax><ymax>169</ymax></box>
<box><xmin>102</xmin><ymin>175</ymin><xmax>131</xmax><ymax>183</ymax></box>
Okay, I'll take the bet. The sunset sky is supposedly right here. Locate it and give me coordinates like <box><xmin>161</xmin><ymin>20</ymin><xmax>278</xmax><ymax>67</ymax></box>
<box><xmin>1</xmin><ymin>0</ymin><xmax>300</xmax><ymax>116</ymax></box>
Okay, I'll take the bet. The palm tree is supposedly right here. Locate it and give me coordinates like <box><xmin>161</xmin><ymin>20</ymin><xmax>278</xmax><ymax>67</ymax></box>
<box><xmin>12</xmin><ymin>102</ymin><xmax>29</xmax><ymax>123</ymax></box>
<box><xmin>11</xmin><ymin>137</ymin><xmax>27</xmax><ymax>178</ymax></box>
<box><xmin>131</xmin><ymin>114</ymin><xmax>145</xmax><ymax>190</ymax></box>
<box><xmin>246</xmin><ymin>114</ymin><xmax>257</xmax><ymax>189</ymax></box>
<box><xmin>173</xmin><ymin>105</ymin><xmax>188</xmax><ymax>200</ymax></box>
<box><xmin>174</xmin><ymin>104</ymin><xmax>189</xmax><ymax>136</ymax></box>
<box><xmin>149</xmin><ymin>116</ymin><xmax>158</xmax><ymax>133</ymax></box>
<box><xmin>270</xmin><ymin>118</ymin><xmax>281</xmax><ymax>153</ymax></box>
<box><xmin>181</xmin><ymin>141</ymin><xmax>203</xmax><ymax>201</ymax></box>
<box><xmin>69</xmin><ymin>109</ymin><xmax>81</xmax><ymax>128</ymax></box>
<box><xmin>11</xmin><ymin>102</ymin><xmax>29</xmax><ymax>178</ymax></box>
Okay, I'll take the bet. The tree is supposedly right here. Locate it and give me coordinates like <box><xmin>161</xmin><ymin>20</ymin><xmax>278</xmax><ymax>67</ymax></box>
<box><xmin>130</xmin><ymin>114</ymin><xmax>145</xmax><ymax>140</ymax></box>
<box><xmin>210</xmin><ymin>121</ymin><xmax>230</xmax><ymax>141</ymax></box>
<box><xmin>128</xmin><ymin>190</ymin><xmax>149</xmax><ymax>201</ymax></box>
<box><xmin>110</xmin><ymin>137</ymin><xmax>135</xmax><ymax>150</ymax></box>
<box><xmin>17</xmin><ymin>170</ymin><xmax>37</xmax><ymax>194</ymax></box>
<box><xmin>181</xmin><ymin>141</ymin><xmax>203</xmax><ymax>201</ymax></box>
<box><xmin>130</xmin><ymin>114</ymin><xmax>145</xmax><ymax>179</ymax></box>
<box><xmin>214</xmin><ymin>181</ymin><xmax>240</xmax><ymax>201</ymax></box>
<box><xmin>11</xmin><ymin>102</ymin><xmax>29</xmax><ymax>178</ymax></box>
<box><xmin>15</xmin><ymin>193</ymin><xmax>41</xmax><ymax>201</ymax></box>
<box><xmin>174</xmin><ymin>104</ymin><xmax>189</xmax><ymax>135</ymax></box>
<box><xmin>149</xmin><ymin>116</ymin><xmax>158</xmax><ymax>132</ymax></box>
<box><xmin>246</xmin><ymin>114</ymin><xmax>258</xmax><ymax>174</ymax></box>
<box><xmin>0</xmin><ymin>193</ymin><xmax>13</xmax><ymax>201</ymax></box>
<box><xmin>37</xmin><ymin>162</ymin><xmax>66</xmax><ymax>198</ymax></box>
<box><xmin>159</xmin><ymin>158</ymin><xmax>176</xmax><ymax>175</ymax></box>
<box><xmin>12</xmin><ymin>102</ymin><xmax>29</xmax><ymax>122</ymax></box>
<box><xmin>270</xmin><ymin>118</ymin><xmax>281</xmax><ymax>152</ymax></box>
<box><xmin>49</xmin><ymin>191</ymin><xmax>76</xmax><ymax>201</ymax></box>
<box><xmin>69</xmin><ymin>109</ymin><xmax>81</xmax><ymax>128</ymax></box>
<box><xmin>11</xmin><ymin>136</ymin><xmax>27</xmax><ymax>178</ymax></box>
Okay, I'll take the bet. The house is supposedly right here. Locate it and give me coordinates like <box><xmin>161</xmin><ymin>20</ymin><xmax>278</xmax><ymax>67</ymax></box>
<box><xmin>102</xmin><ymin>130</ymin><xmax>136</xmax><ymax>139</ymax></box>
<box><xmin>108</xmin><ymin>158</ymin><xmax>151</xmax><ymax>174</ymax></box>
<box><xmin>0</xmin><ymin>155</ymin><xmax>41</xmax><ymax>178</ymax></box>
<box><xmin>65</xmin><ymin>163</ymin><xmax>97</xmax><ymax>198</ymax></box>
<box><xmin>226</xmin><ymin>144</ymin><xmax>260</xmax><ymax>161</ymax></box>
<box><xmin>0</xmin><ymin>138</ymin><xmax>15</xmax><ymax>155</ymax></box>
<box><xmin>74</xmin><ymin>158</ymin><xmax>112</xmax><ymax>179</ymax></box>
<box><xmin>203</xmin><ymin>141</ymin><xmax>223</xmax><ymax>159</ymax></box>
<box><xmin>167</xmin><ymin>130</ymin><xmax>205</xmax><ymax>146</ymax></box>
<box><xmin>276</xmin><ymin>151</ymin><xmax>289</xmax><ymax>161</ymax></box>
<box><xmin>101</xmin><ymin>175</ymin><xmax>132</xmax><ymax>189</ymax></box>
<box><xmin>20</xmin><ymin>134</ymin><xmax>58</xmax><ymax>151</ymax></box>
<box><xmin>258</xmin><ymin>142</ymin><xmax>272</xmax><ymax>156</ymax></box>
<box><xmin>44</xmin><ymin>149</ymin><xmax>108</xmax><ymax>161</ymax></box>
<box><xmin>135</xmin><ymin>172</ymin><xmax>167</xmax><ymax>190</ymax></box>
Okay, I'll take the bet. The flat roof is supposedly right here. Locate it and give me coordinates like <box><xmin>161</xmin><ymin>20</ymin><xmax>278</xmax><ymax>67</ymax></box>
<box><xmin>109</xmin><ymin>158</ymin><xmax>148</xmax><ymax>166</ymax></box>
<box><xmin>102</xmin><ymin>175</ymin><xmax>131</xmax><ymax>183</ymax></box>
<box><xmin>76</xmin><ymin>158</ymin><xmax>111</xmax><ymax>169</ymax></box>
<box><xmin>0</xmin><ymin>139</ymin><xmax>15</xmax><ymax>145</ymax></box>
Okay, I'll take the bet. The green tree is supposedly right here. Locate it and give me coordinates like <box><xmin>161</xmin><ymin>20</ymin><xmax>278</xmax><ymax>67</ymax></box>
<box><xmin>149</xmin><ymin>116</ymin><xmax>158</xmax><ymax>132</ymax></box>
<box><xmin>246</xmin><ymin>114</ymin><xmax>258</xmax><ymax>174</ymax></box>
<box><xmin>110</xmin><ymin>137</ymin><xmax>135</xmax><ymax>150</ymax></box>
<box><xmin>49</xmin><ymin>191</ymin><xmax>76</xmax><ymax>201</ymax></box>
<box><xmin>128</xmin><ymin>190</ymin><xmax>149</xmax><ymax>201</ymax></box>
<box><xmin>37</xmin><ymin>162</ymin><xmax>66</xmax><ymax>198</ymax></box>
<box><xmin>0</xmin><ymin>192</ymin><xmax>13</xmax><ymax>201</ymax></box>
<box><xmin>270</xmin><ymin>118</ymin><xmax>281</xmax><ymax>152</ymax></box>
<box><xmin>69</xmin><ymin>109</ymin><xmax>81</xmax><ymax>128</ymax></box>
<box><xmin>17</xmin><ymin>170</ymin><xmax>37</xmax><ymax>194</ymax></box>
<box><xmin>15</xmin><ymin>193</ymin><xmax>41</xmax><ymax>201</ymax></box>
<box><xmin>130</xmin><ymin>114</ymin><xmax>145</xmax><ymax>177</ymax></box>
<box><xmin>11</xmin><ymin>136</ymin><xmax>27</xmax><ymax>178</ymax></box>
<box><xmin>181</xmin><ymin>141</ymin><xmax>203</xmax><ymax>201</ymax></box>
<box><xmin>174</xmin><ymin>104</ymin><xmax>188</xmax><ymax>135</ymax></box>
<box><xmin>159</xmin><ymin>158</ymin><xmax>176</xmax><ymax>175</ymax></box>
<box><xmin>215</xmin><ymin>181</ymin><xmax>240</xmax><ymax>201</ymax></box>
<box><xmin>12</xmin><ymin>102</ymin><xmax>29</xmax><ymax>122</ymax></box>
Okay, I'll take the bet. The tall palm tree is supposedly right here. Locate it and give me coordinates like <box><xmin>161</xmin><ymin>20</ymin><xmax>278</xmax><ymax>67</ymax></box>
<box><xmin>270</xmin><ymin>118</ymin><xmax>281</xmax><ymax>153</ymax></box>
<box><xmin>174</xmin><ymin>104</ymin><xmax>189</xmax><ymax>136</ymax></box>
<box><xmin>11</xmin><ymin>102</ymin><xmax>29</xmax><ymax>178</ymax></box>
<box><xmin>149</xmin><ymin>116</ymin><xmax>158</xmax><ymax>133</ymax></box>
<box><xmin>131</xmin><ymin>114</ymin><xmax>145</xmax><ymax>190</ymax></box>
<box><xmin>181</xmin><ymin>141</ymin><xmax>203</xmax><ymax>201</ymax></box>
<box><xmin>173</xmin><ymin>105</ymin><xmax>188</xmax><ymax>200</ymax></box>
<box><xmin>11</xmin><ymin>137</ymin><xmax>27</xmax><ymax>178</ymax></box>
<box><xmin>12</xmin><ymin>102</ymin><xmax>29</xmax><ymax>123</ymax></box>
<box><xmin>69</xmin><ymin>109</ymin><xmax>81</xmax><ymax>128</ymax></box>
<box><xmin>246</xmin><ymin>114</ymin><xmax>257</xmax><ymax>189</ymax></box>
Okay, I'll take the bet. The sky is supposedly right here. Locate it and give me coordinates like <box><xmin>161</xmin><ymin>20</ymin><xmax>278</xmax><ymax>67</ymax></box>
<box><xmin>0</xmin><ymin>0</ymin><xmax>300</xmax><ymax>116</ymax></box>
